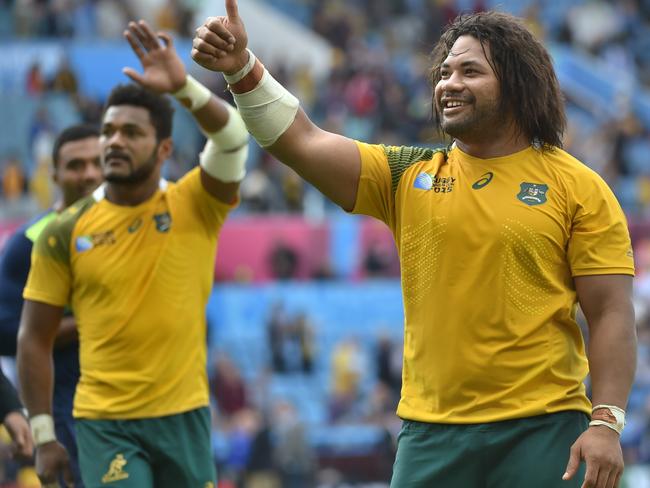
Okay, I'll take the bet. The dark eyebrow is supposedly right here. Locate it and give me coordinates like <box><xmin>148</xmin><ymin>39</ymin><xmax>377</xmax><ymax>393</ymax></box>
<box><xmin>64</xmin><ymin>158</ymin><xmax>84</xmax><ymax>167</ymax></box>
<box><xmin>441</xmin><ymin>60</ymin><xmax>485</xmax><ymax>69</ymax></box>
<box><xmin>101</xmin><ymin>122</ymin><xmax>145</xmax><ymax>132</ymax></box>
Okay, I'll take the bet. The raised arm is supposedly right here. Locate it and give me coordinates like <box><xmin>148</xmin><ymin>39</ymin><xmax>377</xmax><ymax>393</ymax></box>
<box><xmin>123</xmin><ymin>20</ymin><xmax>248</xmax><ymax>204</ymax></box>
<box><xmin>563</xmin><ymin>274</ymin><xmax>636</xmax><ymax>488</ymax></box>
<box><xmin>17</xmin><ymin>299</ymin><xmax>74</xmax><ymax>486</ymax></box>
<box><xmin>191</xmin><ymin>0</ymin><xmax>361</xmax><ymax>211</ymax></box>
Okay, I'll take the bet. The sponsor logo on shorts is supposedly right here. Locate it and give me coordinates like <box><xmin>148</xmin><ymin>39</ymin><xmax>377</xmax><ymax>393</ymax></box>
<box><xmin>101</xmin><ymin>453</ymin><xmax>129</xmax><ymax>483</ymax></box>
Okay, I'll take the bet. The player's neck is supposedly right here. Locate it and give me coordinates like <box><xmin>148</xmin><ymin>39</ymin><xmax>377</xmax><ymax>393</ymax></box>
<box><xmin>105</xmin><ymin>176</ymin><xmax>160</xmax><ymax>206</ymax></box>
<box><xmin>455</xmin><ymin>125</ymin><xmax>529</xmax><ymax>160</ymax></box>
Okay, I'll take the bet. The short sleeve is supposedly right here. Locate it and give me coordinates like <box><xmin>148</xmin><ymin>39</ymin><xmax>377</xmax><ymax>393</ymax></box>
<box><xmin>567</xmin><ymin>173</ymin><xmax>635</xmax><ymax>277</ymax></box>
<box><xmin>174</xmin><ymin>167</ymin><xmax>236</xmax><ymax>236</ymax></box>
<box><xmin>351</xmin><ymin>142</ymin><xmax>396</xmax><ymax>226</ymax></box>
<box><xmin>23</xmin><ymin>218</ymin><xmax>72</xmax><ymax>306</ymax></box>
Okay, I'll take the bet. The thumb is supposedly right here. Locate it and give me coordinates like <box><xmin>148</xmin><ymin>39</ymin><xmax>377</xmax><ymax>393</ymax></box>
<box><xmin>225</xmin><ymin>0</ymin><xmax>240</xmax><ymax>21</ymax></box>
<box><xmin>562</xmin><ymin>444</ymin><xmax>581</xmax><ymax>480</ymax></box>
<box><xmin>13</xmin><ymin>430</ymin><xmax>30</xmax><ymax>457</ymax></box>
<box><xmin>123</xmin><ymin>67</ymin><xmax>145</xmax><ymax>85</ymax></box>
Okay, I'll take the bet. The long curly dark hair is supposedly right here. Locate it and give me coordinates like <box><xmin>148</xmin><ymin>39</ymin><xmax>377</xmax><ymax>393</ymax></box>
<box><xmin>430</xmin><ymin>11</ymin><xmax>566</xmax><ymax>149</ymax></box>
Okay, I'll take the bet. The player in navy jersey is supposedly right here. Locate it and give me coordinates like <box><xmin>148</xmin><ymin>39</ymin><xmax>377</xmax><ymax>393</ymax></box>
<box><xmin>0</xmin><ymin>123</ymin><xmax>102</xmax><ymax>486</ymax></box>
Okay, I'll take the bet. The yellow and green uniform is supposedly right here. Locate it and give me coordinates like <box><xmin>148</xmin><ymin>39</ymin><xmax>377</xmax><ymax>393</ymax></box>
<box><xmin>24</xmin><ymin>168</ymin><xmax>233</xmax><ymax>420</ymax></box>
<box><xmin>353</xmin><ymin>142</ymin><xmax>635</xmax><ymax>424</ymax></box>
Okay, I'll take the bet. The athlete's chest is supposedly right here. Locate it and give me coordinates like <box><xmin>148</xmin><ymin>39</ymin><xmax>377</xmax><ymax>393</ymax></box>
<box><xmin>69</xmin><ymin>199</ymin><xmax>179</xmax><ymax>284</ymax></box>
<box><xmin>396</xmin><ymin>162</ymin><xmax>571</xmax><ymax>247</ymax></box>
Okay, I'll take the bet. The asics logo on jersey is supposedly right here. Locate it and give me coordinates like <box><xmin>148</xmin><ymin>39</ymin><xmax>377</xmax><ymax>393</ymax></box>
<box><xmin>413</xmin><ymin>172</ymin><xmax>455</xmax><ymax>193</ymax></box>
<box><xmin>472</xmin><ymin>172</ymin><xmax>493</xmax><ymax>190</ymax></box>
<box><xmin>517</xmin><ymin>182</ymin><xmax>549</xmax><ymax>206</ymax></box>
<box><xmin>128</xmin><ymin>218</ymin><xmax>143</xmax><ymax>233</ymax></box>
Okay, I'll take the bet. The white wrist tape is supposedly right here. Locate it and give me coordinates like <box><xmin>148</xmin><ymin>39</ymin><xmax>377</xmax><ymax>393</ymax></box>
<box><xmin>589</xmin><ymin>404</ymin><xmax>626</xmax><ymax>435</ymax></box>
<box><xmin>199</xmin><ymin>103</ymin><xmax>249</xmax><ymax>182</ymax></box>
<box><xmin>224</xmin><ymin>49</ymin><xmax>256</xmax><ymax>85</ymax></box>
<box><xmin>30</xmin><ymin>413</ymin><xmax>57</xmax><ymax>446</ymax></box>
<box><xmin>172</xmin><ymin>75</ymin><xmax>212</xmax><ymax>112</ymax></box>
<box><xmin>230</xmin><ymin>68</ymin><xmax>300</xmax><ymax>148</ymax></box>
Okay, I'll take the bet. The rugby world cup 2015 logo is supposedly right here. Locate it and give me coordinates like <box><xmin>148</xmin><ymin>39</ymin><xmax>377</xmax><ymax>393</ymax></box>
<box><xmin>413</xmin><ymin>172</ymin><xmax>456</xmax><ymax>193</ymax></box>
<box><xmin>517</xmin><ymin>182</ymin><xmax>549</xmax><ymax>206</ymax></box>
<box><xmin>414</xmin><ymin>172</ymin><xmax>434</xmax><ymax>191</ymax></box>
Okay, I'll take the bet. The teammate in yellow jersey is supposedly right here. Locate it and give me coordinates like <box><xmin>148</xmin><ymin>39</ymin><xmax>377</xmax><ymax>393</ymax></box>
<box><xmin>191</xmin><ymin>4</ymin><xmax>636</xmax><ymax>488</ymax></box>
<box><xmin>17</xmin><ymin>20</ymin><xmax>248</xmax><ymax>488</ymax></box>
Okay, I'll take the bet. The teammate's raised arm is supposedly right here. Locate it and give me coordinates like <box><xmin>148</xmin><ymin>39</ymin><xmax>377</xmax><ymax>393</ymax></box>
<box><xmin>192</xmin><ymin>0</ymin><xmax>361</xmax><ymax>211</ymax></box>
<box><xmin>124</xmin><ymin>20</ymin><xmax>248</xmax><ymax>204</ymax></box>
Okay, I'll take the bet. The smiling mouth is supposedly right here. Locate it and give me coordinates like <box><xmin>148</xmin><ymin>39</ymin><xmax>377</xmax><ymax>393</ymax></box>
<box><xmin>441</xmin><ymin>100</ymin><xmax>470</xmax><ymax>114</ymax></box>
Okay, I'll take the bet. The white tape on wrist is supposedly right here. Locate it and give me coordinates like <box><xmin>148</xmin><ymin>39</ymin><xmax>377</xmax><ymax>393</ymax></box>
<box><xmin>231</xmin><ymin>68</ymin><xmax>300</xmax><ymax>147</ymax></box>
<box><xmin>172</xmin><ymin>75</ymin><xmax>212</xmax><ymax>112</ymax></box>
<box><xmin>224</xmin><ymin>49</ymin><xmax>257</xmax><ymax>85</ymax></box>
<box><xmin>589</xmin><ymin>404</ymin><xmax>626</xmax><ymax>435</ymax></box>
<box><xmin>199</xmin><ymin>103</ymin><xmax>249</xmax><ymax>182</ymax></box>
<box><xmin>30</xmin><ymin>413</ymin><xmax>57</xmax><ymax>446</ymax></box>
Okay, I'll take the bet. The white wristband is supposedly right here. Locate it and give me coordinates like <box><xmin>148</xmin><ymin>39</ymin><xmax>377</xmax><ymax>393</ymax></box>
<box><xmin>30</xmin><ymin>413</ymin><xmax>57</xmax><ymax>446</ymax></box>
<box><xmin>224</xmin><ymin>49</ymin><xmax>256</xmax><ymax>85</ymax></box>
<box><xmin>590</xmin><ymin>404</ymin><xmax>626</xmax><ymax>435</ymax></box>
<box><xmin>171</xmin><ymin>75</ymin><xmax>212</xmax><ymax>112</ymax></box>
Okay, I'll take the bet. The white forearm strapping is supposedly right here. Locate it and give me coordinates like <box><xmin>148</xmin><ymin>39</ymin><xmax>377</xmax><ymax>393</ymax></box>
<box><xmin>227</xmin><ymin>63</ymin><xmax>300</xmax><ymax>148</ymax></box>
<box><xmin>199</xmin><ymin>103</ymin><xmax>249</xmax><ymax>182</ymax></box>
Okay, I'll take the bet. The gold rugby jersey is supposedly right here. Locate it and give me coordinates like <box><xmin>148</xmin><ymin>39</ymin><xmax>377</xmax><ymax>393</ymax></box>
<box><xmin>25</xmin><ymin>168</ymin><xmax>234</xmax><ymax>419</ymax></box>
<box><xmin>353</xmin><ymin>142</ymin><xmax>634</xmax><ymax>423</ymax></box>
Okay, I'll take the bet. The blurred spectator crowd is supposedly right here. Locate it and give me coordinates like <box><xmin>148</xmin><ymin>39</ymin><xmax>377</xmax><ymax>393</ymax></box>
<box><xmin>0</xmin><ymin>0</ymin><xmax>649</xmax><ymax>217</ymax></box>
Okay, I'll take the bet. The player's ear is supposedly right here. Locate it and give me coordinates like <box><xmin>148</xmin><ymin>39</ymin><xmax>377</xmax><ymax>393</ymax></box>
<box><xmin>157</xmin><ymin>137</ymin><xmax>174</xmax><ymax>162</ymax></box>
<box><xmin>51</xmin><ymin>162</ymin><xmax>60</xmax><ymax>185</ymax></box>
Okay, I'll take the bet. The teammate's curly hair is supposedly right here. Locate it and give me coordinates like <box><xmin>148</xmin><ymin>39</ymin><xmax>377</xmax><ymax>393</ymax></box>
<box><xmin>430</xmin><ymin>11</ymin><xmax>566</xmax><ymax>149</ymax></box>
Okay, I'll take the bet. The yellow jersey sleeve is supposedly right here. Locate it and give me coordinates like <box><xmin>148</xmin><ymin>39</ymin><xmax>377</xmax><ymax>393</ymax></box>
<box><xmin>174</xmin><ymin>167</ymin><xmax>237</xmax><ymax>234</ymax></box>
<box><xmin>352</xmin><ymin>142</ymin><xmax>447</xmax><ymax>230</ymax></box>
<box><xmin>23</xmin><ymin>217</ymin><xmax>73</xmax><ymax>307</ymax></box>
<box><xmin>567</xmin><ymin>171</ymin><xmax>635</xmax><ymax>277</ymax></box>
<box><xmin>352</xmin><ymin>142</ymin><xmax>394</xmax><ymax>226</ymax></box>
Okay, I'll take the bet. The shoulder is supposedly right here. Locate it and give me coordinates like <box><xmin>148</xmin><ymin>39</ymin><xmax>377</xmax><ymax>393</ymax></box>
<box><xmin>357</xmin><ymin>141</ymin><xmax>447</xmax><ymax>194</ymax></box>
<box><xmin>34</xmin><ymin>196</ymin><xmax>97</xmax><ymax>261</ymax></box>
<box><xmin>357</xmin><ymin>141</ymin><xmax>446</xmax><ymax>166</ymax></box>
<box><xmin>540</xmin><ymin>147</ymin><xmax>605</xmax><ymax>182</ymax></box>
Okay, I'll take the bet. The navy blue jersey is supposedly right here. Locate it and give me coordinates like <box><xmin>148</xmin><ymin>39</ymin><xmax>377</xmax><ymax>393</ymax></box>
<box><xmin>0</xmin><ymin>211</ymin><xmax>82</xmax><ymax>485</ymax></box>
<box><xmin>0</xmin><ymin>211</ymin><xmax>81</xmax><ymax>402</ymax></box>
<box><xmin>0</xmin><ymin>220</ymin><xmax>35</xmax><ymax>356</ymax></box>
